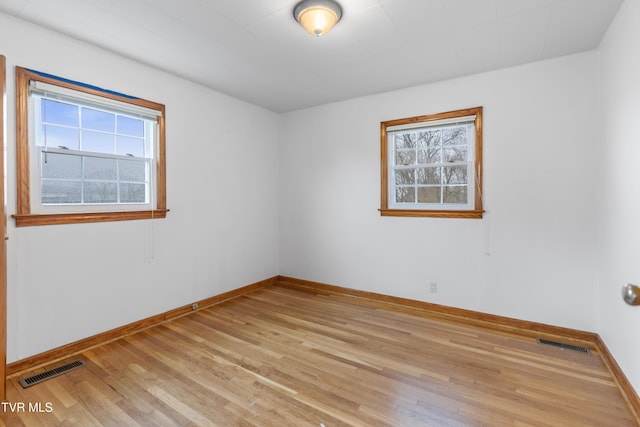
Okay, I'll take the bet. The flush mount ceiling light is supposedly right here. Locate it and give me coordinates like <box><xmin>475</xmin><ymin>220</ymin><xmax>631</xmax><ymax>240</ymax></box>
<box><xmin>293</xmin><ymin>0</ymin><xmax>343</xmax><ymax>37</ymax></box>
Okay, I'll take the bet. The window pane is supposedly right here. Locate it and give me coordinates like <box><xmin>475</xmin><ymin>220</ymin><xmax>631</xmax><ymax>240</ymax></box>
<box><xmin>82</xmin><ymin>107</ymin><xmax>115</xmax><ymax>132</ymax></box>
<box><xmin>117</xmin><ymin>136</ymin><xmax>145</xmax><ymax>157</ymax></box>
<box><xmin>418</xmin><ymin>187</ymin><xmax>441</xmax><ymax>203</ymax></box>
<box><xmin>120</xmin><ymin>183</ymin><xmax>146</xmax><ymax>203</ymax></box>
<box><xmin>82</xmin><ymin>130</ymin><xmax>115</xmax><ymax>154</ymax></box>
<box><xmin>417</xmin><ymin>150</ymin><xmax>427</xmax><ymax>164</ymax></box>
<box><xmin>443</xmin><ymin>126</ymin><xmax>466</xmax><ymax>145</ymax></box>
<box><xmin>42</xmin><ymin>180</ymin><xmax>82</xmax><ymax>204</ymax></box>
<box><xmin>395</xmin><ymin>187</ymin><xmax>415</xmax><ymax>203</ymax></box>
<box><xmin>418</xmin><ymin>147</ymin><xmax>441</xmax><ymax>164</ymax></box>
<box><xmin>395</xmin><ymin>150</ymin><xmax>416</xmax><ymax>166</ymax></box>
<box><xmin>119</xmin><ymin>159</ymin><xmax>146</xmax><ymax>182</ymax></box>
<box><xmin>42</xmin><ymin>125</ymin><xmax>79</xmax><ymax>149</ymax></box>
<box><xmin>442</xmin><ymin>165</ymin><xmax>467</xmax><ymax>184</ymax></box>
<box><xmin>83</xmin><ymin>182</ymin><xmax>117</xmax><ymax>203</ymax></box>
<box><xmin>117</xmin><ymin>116</ymin><xmax>144</xmax><ymax>137</ymax></box>
<box><xmin>395</xmin><ymin>169</ymin><xmax>415</xmax><ymax>185</ymax></box>
<box><xmin>443</xmin><ymin>186</ymin><xmax>467</xmax><ymax>204</ymax></box>
<box><xmin>395</xmin><ymin>133</ymin><xmax>416</xmax><ymax>149</ymax></box>
<box><xmin>443</xmin><ymin>146</ymin><xmax>467</xmax><ymax>162</ymax></box>
<box><xmin>417</xmin><ymin>130</ymin><xmax>440</xmax><ymax>149</ymax></box>
<box><xmin>416</xmin><ymin>167</ymin><xmax>440</xmax><ymax>184</ymax></box>
<box><xmin>427</xmin><ymin>146</ymin><xmax>442</xmax><ymax>163</ymax></box>
<box><xmin>42</xmin><ymin>99</ymin><xmax>78</xmax><ymax>126</ymax></box>
<box><xmin>42</xmin><ymin>152</ymin><xmax>82</xmax><ymax>179</ymax></box>
<box><xmin>84</xmin><ymin>157</ymin><xmax>117</xmax><ymax>180</ymax></box>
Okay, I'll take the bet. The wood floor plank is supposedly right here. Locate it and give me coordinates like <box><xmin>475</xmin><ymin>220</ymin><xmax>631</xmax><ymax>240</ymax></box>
<box><xmin>1</xmin><ymin>284</ymin><xmax>637</xmax><ymax>426</ymax></box>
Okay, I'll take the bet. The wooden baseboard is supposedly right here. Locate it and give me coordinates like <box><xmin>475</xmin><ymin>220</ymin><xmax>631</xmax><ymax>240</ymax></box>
<box><xmin>6</xmin><ymin>276</ymin><xmax>278</xmax><ymax>377</ymax></box>
<box><xmin>276</xmin><ymin>275</ymin><xmax>640</xmax><ymax>422</ymax></box>
<box><xmin>276</xmin><ymin>276</ymin><xmax>597</xmax><ymax>343</ymax></box>
<box><xmin>595</xmin><ymin>335</ymin><xmax>640</xmax><ymax>422</ymax></box>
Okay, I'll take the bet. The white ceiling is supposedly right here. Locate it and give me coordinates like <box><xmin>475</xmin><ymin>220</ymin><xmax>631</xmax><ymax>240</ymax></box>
<box><xmin>0</xmin><ymin>0</ymin><xmax>623</xmax><ymax>112</ymax></box>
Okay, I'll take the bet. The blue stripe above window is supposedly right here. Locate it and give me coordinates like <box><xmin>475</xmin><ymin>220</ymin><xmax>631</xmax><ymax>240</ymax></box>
<box><xmin>26</xmin><ymin>68</ymin><xmax>139</xmax><ymax>100</ymax></box>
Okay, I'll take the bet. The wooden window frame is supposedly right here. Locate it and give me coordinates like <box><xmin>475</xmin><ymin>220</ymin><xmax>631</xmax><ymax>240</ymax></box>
<box><xmin>13</xmin><ymin>67</ymin><xmax>168</xmax><ymax>227</ymax></box>
<box><xmin>0</xmin><ymin>54</ymin><xmax>7</xmax><ymax>400</ymax></box>
<box><xmin>380</xmin><ymin>107</ymin><xmax>483</xmax><ymax>219</ymax></box>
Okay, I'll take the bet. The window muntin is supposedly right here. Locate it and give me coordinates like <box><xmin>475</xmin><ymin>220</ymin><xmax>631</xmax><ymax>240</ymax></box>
<box><xmin>380</xmin><ymin>107</ymin><xmax>483</xmax><ymax>218</ymax></box>
<box><xmin>38</xmin><ymin>149</ymin><xmax>150</xmax><ymax>205</ymax></box>
<box><xmin>14</xmin><ymin>66</ymin><xmax>168</xmax><ymax>226</ymax></box>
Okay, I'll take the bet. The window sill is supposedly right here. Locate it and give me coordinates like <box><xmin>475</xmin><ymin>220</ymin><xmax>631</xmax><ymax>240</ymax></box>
<box><xmin>379</xmin><ymin>209</ymin><xmax>483</xmax><ymax>219</ymax></box>
<box><xmin>13</xmin><ymin>209</ymin><xmax>169</xmax><ymax>227</ymax></box>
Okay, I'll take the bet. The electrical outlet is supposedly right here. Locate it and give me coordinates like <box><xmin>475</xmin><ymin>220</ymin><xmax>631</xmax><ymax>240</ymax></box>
<box><xmin>192</xmin><ymin>303</ymin><xmax>199</xmax><ymax>311</ymax></box>
<box><xmin>429</xmin><ymin>281</ymin><xmax>438</xmax><ymax>293</ymax></box>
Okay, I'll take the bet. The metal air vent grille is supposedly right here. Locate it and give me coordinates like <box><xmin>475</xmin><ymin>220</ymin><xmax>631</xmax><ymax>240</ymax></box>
<box><xmin>537</xmin><ymin>338</ymin><xmax>590</xmax><ymax>354</ymax></box>
<box><xmin>19</xmin><ymin>359</ymin><xmax>86</xmax><ymax>388</ymax></box>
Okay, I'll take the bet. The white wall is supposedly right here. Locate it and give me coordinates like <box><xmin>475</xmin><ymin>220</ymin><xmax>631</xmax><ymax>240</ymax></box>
<box><xmin>1</xmin><ymin>13</ymin><xmax>280</xmax><ymax>362</ymax></box>
<box><xmin>280</xmin><ymin>52</ymin><xmax>599</xmax><ymax>332</ymax></box>
<box><xmin>598</xmin><ymin>0</ymin><xmax>640</xmax><ymax>394</ymax></box>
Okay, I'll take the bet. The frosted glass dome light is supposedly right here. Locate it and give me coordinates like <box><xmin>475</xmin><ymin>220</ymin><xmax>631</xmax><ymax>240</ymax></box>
<box><xmin>294</xmin><ymin>0</ymin><xmax>343</xmax><ymax>37</ymax></box>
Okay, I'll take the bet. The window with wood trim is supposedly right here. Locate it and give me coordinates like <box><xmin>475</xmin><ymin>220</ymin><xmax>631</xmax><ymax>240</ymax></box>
<box><xmin>380</xmin><ymin>107</ymin><xmax>483</xmax><ymax>218</ymax></box>
<box><xmin>14</xmin><ymin>67</ymin><xmax>168</xmax><ymax>226</ymax></box>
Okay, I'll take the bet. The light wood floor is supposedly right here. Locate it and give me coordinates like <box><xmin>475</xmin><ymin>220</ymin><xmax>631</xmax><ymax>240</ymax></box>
<box><xmin>1</xmin><ymin>284</ymin><xmax>637</xmax><ymax>426</ymax></box>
